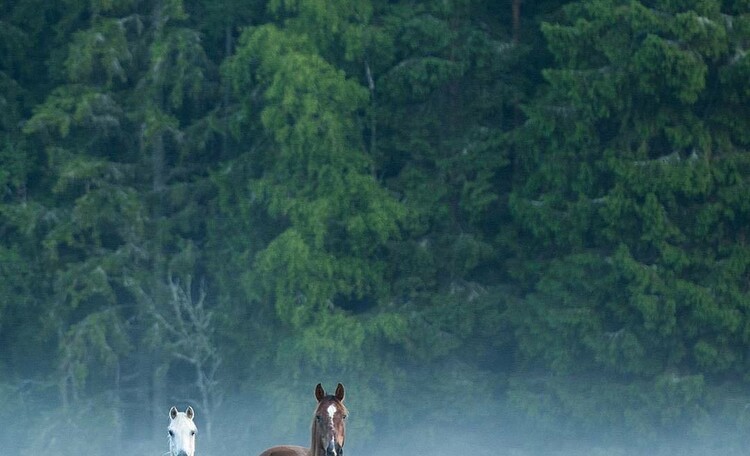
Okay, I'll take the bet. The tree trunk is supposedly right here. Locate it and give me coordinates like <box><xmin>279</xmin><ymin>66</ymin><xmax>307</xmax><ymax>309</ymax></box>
<box><xmin>512</xmin><ymin>0</ymin><xmax>522</xmax><ymax>126</ymax></box>
<box><xmin>223</xmin><ymin>22</ymin><xmax>232</xmax><ymax>159</ymax></box>
<box><xmin>152</xmin><ymin>362</ymin><xmax>168</xmax><ymax>442</ymax></box>
<box><xmin>512</xmin><ymin>0</ymin><xmax>521</xmax><ymax>44</ymax></box>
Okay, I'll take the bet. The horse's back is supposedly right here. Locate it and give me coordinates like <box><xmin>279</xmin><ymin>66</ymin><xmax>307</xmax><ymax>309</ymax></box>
<box><xmin>259</xmin><ymin>445</ymin><xmax>309</xmax><ymax>456</ymax></box>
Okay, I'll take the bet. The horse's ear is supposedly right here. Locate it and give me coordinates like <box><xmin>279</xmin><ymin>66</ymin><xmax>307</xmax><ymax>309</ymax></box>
<box><xmin>185</xmin><ymin>406</ymin><xmax>195</xmax><ymax>420</ymax></box>
<box><xmin>315</xmin><ymin>383</ymin><xmax>326</xmax><ymax>401</ymax></box>
<box><xmin>170</xmin><ymin>406</ymin><xmax>178</xmax><ymax>420</ymax></box>
<box><xmin>335</xmin><ymin>383</ymin><xmax>345</xmax><ymax>402</ymax></box>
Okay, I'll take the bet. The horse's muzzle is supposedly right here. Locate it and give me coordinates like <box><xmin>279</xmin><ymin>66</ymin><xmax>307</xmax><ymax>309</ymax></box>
<box><xmin>325</xmin><ymin>441</ymin><xmax>343</xmax><ymax>456</ymax></box>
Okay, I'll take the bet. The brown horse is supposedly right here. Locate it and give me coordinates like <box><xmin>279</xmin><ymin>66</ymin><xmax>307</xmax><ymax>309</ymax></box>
<box><xmin>259</xmin><ymin>383</ymin><xmax>348</xmax><ymax>456</ymax></box>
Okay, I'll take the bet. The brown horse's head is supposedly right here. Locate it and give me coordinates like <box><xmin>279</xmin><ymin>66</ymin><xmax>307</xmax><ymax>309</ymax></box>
<box><xmin>312</xmin><ymin>383</ymin><xmax>347</xmax><ymax>456</ymax></box>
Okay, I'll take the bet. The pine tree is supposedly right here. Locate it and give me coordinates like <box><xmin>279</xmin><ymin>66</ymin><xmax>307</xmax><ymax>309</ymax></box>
<box><xmin>221</xmin><ymin>0</ymin><xmax>410</xmax><ymax>435</ymax></box>
<box><xmin>509</xmin><ymin>0</ymin><xmax>750</xmax><ymax>443</ymax></box>
<box><xmin>20</xmin><ymin>0</ymin><xmax>219</xmax><ymax>442</ymax></box>
<box><xmin>362</xmin><ymin>0</ymin><xmax>527</xmax><ymax>392</ymax></box>
<box><xmin>0</xmin><ymin>0</ymin><xmax>69</xmax><ymax>381</ymax></box>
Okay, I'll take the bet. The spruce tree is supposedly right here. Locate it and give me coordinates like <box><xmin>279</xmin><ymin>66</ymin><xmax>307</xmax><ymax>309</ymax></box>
<box><xmin>510</xmin><ymin>0</ymin><xmax>750</xmax><ymax>443</ymax></box>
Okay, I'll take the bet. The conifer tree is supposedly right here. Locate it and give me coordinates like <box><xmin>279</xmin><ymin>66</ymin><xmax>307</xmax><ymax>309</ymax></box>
<box><xmin>21</xmin><ymin>0</ymin><xmax>218</xmax><ymax>439</ymax></box>
<box><xmin>510</xmin><ymin>0</ymin><xmax>750</xmax><ymax>442</ymax></box>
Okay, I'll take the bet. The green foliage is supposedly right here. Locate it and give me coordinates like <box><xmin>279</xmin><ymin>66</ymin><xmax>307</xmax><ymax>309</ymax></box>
<box><xmin>511</xmin><ymin>0</ymin><xmax>750</xmax><ymax>439</ymax></box>
<box><xmin>9</xmin><ymin>1</ymin><xmax>219</xmax><ymax>423</ymax></box>
<box><xmin>65</xmin><ymin>18</ymin><xmax>132</xmax><ymax>86</ymax></box>
<box><xmin>4</xmin><ymin>0</ymin><xmax>750</xmax><ymax>454</ymax></box>
<box><xmin>269</xmin><ymin>0</ymin><xmax>373</xmax><ymax>60</ymax></box>
<box><xmin>59</xmin><ymin>307</ymin><xmax>131</xmax><ymax>394</ymax></box>
<box><xmin>145</xmin><ymin>27</ymin><xmax>211</xmax><ymax>109</ymax></box>
<box><xmin>226</xmin><ymin>15</ymin><xmax>404</xmax><ymax>326</ymax></box>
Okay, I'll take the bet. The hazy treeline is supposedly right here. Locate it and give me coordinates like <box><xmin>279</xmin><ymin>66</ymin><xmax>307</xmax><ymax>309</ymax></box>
<box><xmin>2</xmin><ymin>0</ymin><xmax>750</xmax><ymax>454</ymax></box>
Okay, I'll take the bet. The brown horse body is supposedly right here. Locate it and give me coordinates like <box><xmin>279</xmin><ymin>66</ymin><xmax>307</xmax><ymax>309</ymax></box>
<box><xmin>258</xmin><ymin>445</ymin><xmax>309</xmax><ymax>456</ymax></box>
<box><xmin>259</xmin><ymin>383</ymin><xmax>348</xmax><ymax>456</ymax></box>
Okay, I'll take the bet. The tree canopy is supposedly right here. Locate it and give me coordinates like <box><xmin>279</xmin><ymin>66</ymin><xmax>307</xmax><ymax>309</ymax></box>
<box><xmin>1</xmin><ymin>0</ymin><xmax>750</xmax><ymax>454</ymax></box>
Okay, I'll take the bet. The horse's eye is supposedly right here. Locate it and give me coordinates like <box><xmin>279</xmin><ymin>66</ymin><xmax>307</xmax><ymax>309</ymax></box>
<box><xmin>191</xmin><ymin>430</ymin><xmax>196</xmax><ymax>436</ymax></box>
<box><xmin>343</xmin><ymin>414</ymin><xmax>348</xmax><ymax>420</ymax></box>
<box><xmin>315</xmin><ymin>415</ymin><xmax>321</xmax><ymax>421</ymax></box>
<box><xmin>168</xmin><ymin>430</ymin><xmax>174</xmax><ymax>437</ymax></box>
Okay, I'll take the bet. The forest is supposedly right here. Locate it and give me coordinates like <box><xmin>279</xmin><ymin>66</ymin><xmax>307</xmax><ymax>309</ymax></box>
<box><xmin>1</xmin><ymin>0</ymin><xmax>750</xmax><ymax>454</ymax></box>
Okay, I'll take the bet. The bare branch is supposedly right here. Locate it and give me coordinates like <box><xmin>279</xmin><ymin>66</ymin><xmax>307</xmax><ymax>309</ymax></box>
<box><xmin>151</xmin><ymin>275</ymin><xmax>222</xmax><ymax>442</ymax></box>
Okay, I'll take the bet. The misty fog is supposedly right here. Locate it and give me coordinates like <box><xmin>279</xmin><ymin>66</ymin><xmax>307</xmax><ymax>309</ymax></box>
<box><xmin>2</xmin><ymin>371</ymin><xmax>750</xmax><ymax>456</ymax></box>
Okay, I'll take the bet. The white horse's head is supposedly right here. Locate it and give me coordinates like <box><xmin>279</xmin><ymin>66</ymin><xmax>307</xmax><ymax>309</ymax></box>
<box><xmin>168</xmin><ymin>406</ymin><xmax>197</xmax><ymax>456</ymax></box>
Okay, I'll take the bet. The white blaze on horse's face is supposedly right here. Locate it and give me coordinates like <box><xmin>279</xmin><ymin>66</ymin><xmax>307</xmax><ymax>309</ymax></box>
<box><xmin>327</xmin><ymin>404</ymin><xmax>338</xmax><ymax>453</ymax></box>
<box><xmin>168</xmin><ymin>406</ymin><xmax>197</xmax><ymax>456</ymax></box>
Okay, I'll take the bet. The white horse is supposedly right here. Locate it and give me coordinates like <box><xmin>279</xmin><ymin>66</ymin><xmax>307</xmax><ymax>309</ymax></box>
<box><xmin>168</xmin><ymin>406</ymin><xmax>197</xmax><ymax>456</ymax></box>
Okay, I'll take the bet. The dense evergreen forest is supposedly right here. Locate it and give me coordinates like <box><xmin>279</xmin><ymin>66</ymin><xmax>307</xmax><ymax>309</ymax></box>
<box><xmin>2</xmin><ymin>0</ymin><xmax>750</xmax><ymax>454</ymax></box>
